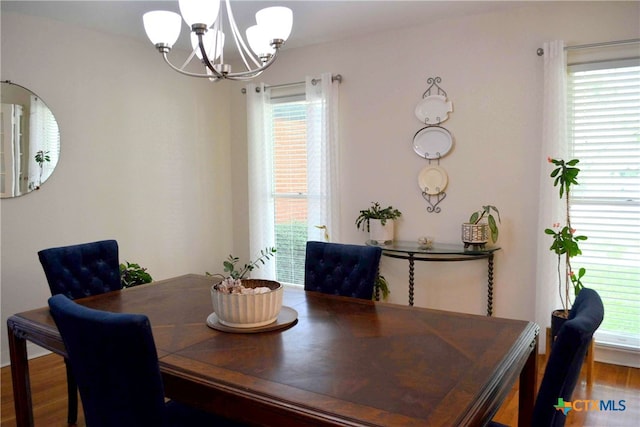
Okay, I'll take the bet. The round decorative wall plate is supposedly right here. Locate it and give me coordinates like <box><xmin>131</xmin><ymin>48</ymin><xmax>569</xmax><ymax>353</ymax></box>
<box><xmin>418</xmin><ymin>165</ymin><xmax>448</xmax><ymax>195</ymax></box>
<box><xmin>412</xmin><ymin>126</ymin><xmax>453</xmax><ymax>159</ymax></box>
<box><xmin>414</xmin><ymin>94</ymin><xmax>453</xmax><ymax>124</ymax></box>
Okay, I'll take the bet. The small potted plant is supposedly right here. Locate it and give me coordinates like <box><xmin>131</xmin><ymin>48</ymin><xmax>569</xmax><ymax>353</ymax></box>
<box><xmin>355</xmin><ymin>202</ymin><xmax>402</xmax><ymax>245</ymax></box>
<box><xmin>373</xmin><ymin>274</ymin><xmax>390</xmax><ymax>301</ymax></box>
<box><xmin>462</xmin><ymin>205</ymin><xmax>501</xmax><ymax>248</ymax></box>
<box><xmin>119</xmin><ymin>261</ymin><xmax>153</xmax><ymax>288</ymax></box>
<box><xmin>544</xmin><ymin>158</ymin><xmax>587</xmax><ymax>335</ymax></box>
<box><xmin>207</xmin><ymin>247</ymin><xmax>281</xmax><ymax>328</ymax></box>
<box><xmin>32</xmin><ymin>150</ymin><xmax>50</xmax><ymax>190</ymax></box>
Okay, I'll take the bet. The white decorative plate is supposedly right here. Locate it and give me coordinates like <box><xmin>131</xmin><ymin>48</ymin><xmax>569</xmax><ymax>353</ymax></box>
<box><xmin>414</xmin><ymin>95</ymin><xmax>453</xmax><ymax>124</ymax></box>
<box><xmin>418</xmin><ymin>165</ymin><xmax>448</xmax><ymax>195</ymax></box>
<box><xmin>412</xmin><ymin>126</ymin><xmax>453</xmax><ymax>159</ymax></box>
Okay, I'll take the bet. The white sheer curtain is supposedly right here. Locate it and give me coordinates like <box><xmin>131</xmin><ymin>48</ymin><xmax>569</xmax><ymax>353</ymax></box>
<box><xmin>246</xmin><ymin>82</ymin><xmax>276</xmax><ymax>279</ymax></box>
<box><xmin>246</xmin><ymin>74</ymin><xmax>340</xmax><ymax>280</ymax></box>
<box><xmin>306</xmin><ymin>72</ymin><xmax>341</xmax><ymax>243</ymax></box>
<box><xmin>535</xmin><ymin>40</ymin><xmax>568</xmax><ymax>350</ymax></box>
<box><xmin>29</xmin><ymin>95</ymin><xmax>60</xmax><ymax>189</ymax></box>
<box><xmin>29</xmin><ymin>95</ymin><xmax>45</xmax><ymax>188</ymax></box>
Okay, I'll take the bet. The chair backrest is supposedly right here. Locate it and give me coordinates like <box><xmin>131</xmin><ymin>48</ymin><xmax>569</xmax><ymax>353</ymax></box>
<box><xmin>532</xmin><ymin>288</ymin><xmax>604</xmax><ymax>427</ymax></box>
<box><xmin>304</xmin><ymin>241</ymin><xmax>382</xmax><ymax>300</ymax></box>
<box><xmin>48</xmin><ymin>294</ymin><xmax>169</xmax><ymax>427</ymax></box>
<box><xmin>38</xmin><ymin>240</ymin><xmax>121</xmax><ymax>299</ymax></box>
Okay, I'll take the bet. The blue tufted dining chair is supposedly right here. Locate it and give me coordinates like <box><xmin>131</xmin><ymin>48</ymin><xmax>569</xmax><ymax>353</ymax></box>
<box><xmin>38</xmin><ymin>239</ymin><xmax>121</xmax><ymax>300</ymax></box>
<box><xmin>48</xmin><ymin>294</ymin><xmax>240</xmax><ymax>427</ymax></box>
<box><xmin>531</xmin><ymin>288</ymin><xmax>604</xmax><ymax>426</ymax></box>
<box><xmin>304</xmin><ymin>241</ymin><xmax>382</xmax><ymax>300</ymax></box>
<box><xmin>38</xmin><ymin>239</ymin><xmax>122</xmax><ymax>425</ymax></box>
<box><xmin>491</xmin><ymin>288</ymin><xmax>604</xmax><ymax>427</ymax></box>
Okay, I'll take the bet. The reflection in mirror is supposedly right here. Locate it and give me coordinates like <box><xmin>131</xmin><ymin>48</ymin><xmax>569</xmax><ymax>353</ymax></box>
<box><xmin>1</xmin><ymin>81</ymin><xmax>60</xmax><ymax>198</ymax></box>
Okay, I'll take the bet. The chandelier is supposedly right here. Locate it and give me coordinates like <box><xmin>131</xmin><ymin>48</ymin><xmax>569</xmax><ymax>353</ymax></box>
<box><xmin>143</xmin><ymin>0</ymin><xmax>293</xmax><ymax>81</ymax></box>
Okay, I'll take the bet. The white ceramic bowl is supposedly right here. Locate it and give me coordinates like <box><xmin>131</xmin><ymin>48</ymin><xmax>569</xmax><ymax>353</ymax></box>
<box><xmin>210</xmin><ymin>279</ymin><xmax>283</xmax><ymax>328</ymax></box>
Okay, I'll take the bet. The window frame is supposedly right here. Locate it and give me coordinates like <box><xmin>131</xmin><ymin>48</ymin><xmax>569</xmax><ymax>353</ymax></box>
<box><xmin>567</xmin><ymin>57</ymin><xmax>640</xmax><ymax>349</ymax></box>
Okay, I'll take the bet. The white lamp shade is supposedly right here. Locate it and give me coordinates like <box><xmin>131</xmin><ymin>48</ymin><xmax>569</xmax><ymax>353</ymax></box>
<box><xmin>190</xmin><ymin>30</ymin><xmax>225</xmax><ymax>60</ymax></box>
<box><xmin>255</xmin><ymin>6</ymin><xmax>293</xmax><ymax>42</ymax></box>
<box><xmin>179</xmin><ymin>0</ymin><xmax>220</xmax><ymax>28</ymax></box>
<box><xmin>246</xmin><ymin>25</ymin><xmax>275</xmax><ymax>56</ymax></box>
<box><xmin>143</xmin><ymin>11</ymin><xmax>182</xmax><ymax>46</ymax></box>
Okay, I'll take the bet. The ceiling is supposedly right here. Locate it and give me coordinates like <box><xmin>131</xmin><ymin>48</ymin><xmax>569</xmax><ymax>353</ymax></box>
<box><xmin>1</xmin><ymin>1</ymin><xmax>534</xmax><ymax>55</ymax></box>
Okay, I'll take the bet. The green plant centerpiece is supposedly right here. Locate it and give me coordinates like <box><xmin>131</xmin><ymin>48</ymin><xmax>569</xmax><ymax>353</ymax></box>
<box><xmin>208</xmin><ymin>247</ymin><xmax>282</xmax><ymax>329</ymax></box>
<box><xmin>355</xmin><ymin>202</ymin><xmax>402</xmax><ymax>245</ymax></box>
<box><xmin>119</xmin><ymin>261</ymin><xmax>153</xmax><ymax>288</ymax></box>
<box><xmin>462</xmin><ymin>205</ymin><xmax>501</xmax><ymax>248</ymax></box>
<box><xmin>207</xmin><ymin>247</ymin><xmax>277</xmax><ymax>293</ymax></box>
<box><xmin>544</xmin><ymin>158</ymin><xmax>587</xmax><ymax>319</ymax></box>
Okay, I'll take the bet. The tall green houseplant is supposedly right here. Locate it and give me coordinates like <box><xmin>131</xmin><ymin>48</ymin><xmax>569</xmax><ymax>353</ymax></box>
<box><xmin>544</xmin><ymin>158</ymin><xmax>587</xmax><ymax>318</ymax></box>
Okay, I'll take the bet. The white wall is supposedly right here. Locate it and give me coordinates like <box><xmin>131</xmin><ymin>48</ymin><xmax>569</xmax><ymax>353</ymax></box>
<box><xmin>0</xmin><ymin>12</ymin><xmax>234</xmax><ymax>365</ymax></box>
<box><xmin>228</xmin><ymin>0</ymin><xmax>640</xmax><ymax>349</ymax></box>
<box><xmin>1</xmin><ymin>1</ymin><xmax>638</xmax><ymax>366</ymax></box>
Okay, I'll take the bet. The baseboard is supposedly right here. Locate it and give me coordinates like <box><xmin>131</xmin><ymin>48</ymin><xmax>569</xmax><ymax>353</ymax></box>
<box><xmin>0</xmin><ymin>343</ymin><xmax>52</xmax><ymax>368</ymax></box>
<box><xmin>594</xmin><ymin>343</ymin><xmax>640</xmax><ymax>368</ymax></box>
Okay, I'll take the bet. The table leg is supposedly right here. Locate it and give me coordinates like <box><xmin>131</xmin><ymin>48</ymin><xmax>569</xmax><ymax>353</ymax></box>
<box><xmin>408</xmin><ymin>255</ymin><xmax>415</xmax><ymax>306</ymax></box>
<box><xmin>518</xmin><ymin>336</ymin><xmax>538</xmax><ymax>427</ymax></box>
<box><xmin>487</xmin><ymin>254</ymin><xmax>494</xmax><ymax>316</ymax></box>
<box><xmin>7</xmin><ymin>319</ymin><xmax>34</xmax><ymax>427</ymax></box>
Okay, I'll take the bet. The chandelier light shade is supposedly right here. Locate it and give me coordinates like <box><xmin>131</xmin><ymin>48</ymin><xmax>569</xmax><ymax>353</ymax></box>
<box><xmin>246</xmin><ymin>25</ymin><xmax>274</xmax><ymax>58</ymax></box>
<box><xmin>142</xmin><ymin>11</ymin><xmax>182</xmax><ymax>47</ymax></box>
<box><xmin>255</xmin><ymin>7</ymin><xmax>293</xmax><ymax>42</ymax></box>
<box><xmin>178</xmin><ymin>0</ymin><xmax>220</xmax><ymax>29</ymax></box>
<box><xmin>142</xmin><ymin>0</ymin><xmax>293</xmax><ymax>81</ymax></box>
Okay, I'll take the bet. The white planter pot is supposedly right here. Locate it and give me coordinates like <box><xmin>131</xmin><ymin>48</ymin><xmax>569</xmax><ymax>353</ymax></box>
<box><xmin>370</xmin><ymin>219</ymin><xmax>395</xmax><ymax>245</ymax></box>
<box><xmin>461</xmin><ymin>223</ymin><xmax>489</xmax><ymax>247</ymax></box>
<box><xmin>211</xmin><ymin>279</ymin><xmax>283</xmax><ymax>328</ymax></box>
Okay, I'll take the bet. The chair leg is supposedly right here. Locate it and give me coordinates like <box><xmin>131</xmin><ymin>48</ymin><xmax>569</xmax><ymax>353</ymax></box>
<box><xmin>586</xmin><ymin>338</ymin><xmax>595</xmax><ymax>387</ymax></box>
<box><xmin>545</xmin><ymin>327</ymin><xmax>552</xmax><ymax>364</ymax></box>
<box><xmin>547</xmin><ymin>326</ymin><xmax>595</xmax><ymax>387</ymax></box>
<box><xmin>64</xmin><ymin>358</ymin><xmax>78</xmax><ymax>425</ymax></box>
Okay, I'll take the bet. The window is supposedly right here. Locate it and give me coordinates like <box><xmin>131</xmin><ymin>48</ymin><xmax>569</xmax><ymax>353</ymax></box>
<box><xmin>271</xmin><ymin>97</ymin><xmax>308</xmax><ymax>284</ymax></box>
<box><xmin>567</xmin><ymin>58</ymin><xmax>640</xmax><ymax>348</ymax></box>
<box><xmin>246</xmin><ymin>75</ymin><xmax>340</xmax><ymax>286</ymax></box>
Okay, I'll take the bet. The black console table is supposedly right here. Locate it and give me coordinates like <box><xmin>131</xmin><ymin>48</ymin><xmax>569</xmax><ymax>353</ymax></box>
<box><xmin>367</xmin><ymin>240</ymin><xmax>501</xmax><ymax>316</ymax></box>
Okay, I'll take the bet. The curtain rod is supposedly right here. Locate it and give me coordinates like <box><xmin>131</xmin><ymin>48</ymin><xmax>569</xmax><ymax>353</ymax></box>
<box><xmin>241</xmin><ymin>74</ymin><xmax>342</xmax><ymax>93</ymax></box>
<box><xmin>537</xmin><ymin>38</ymin><xmax>640</xmax><ymax>56</ymax></box>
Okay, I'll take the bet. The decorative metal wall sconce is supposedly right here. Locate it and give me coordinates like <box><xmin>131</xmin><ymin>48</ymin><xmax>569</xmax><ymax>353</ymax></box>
<box><xmin>412</xmin><ymin>77</ymin><xmax>453</xmax><ymax>213</ymax></box>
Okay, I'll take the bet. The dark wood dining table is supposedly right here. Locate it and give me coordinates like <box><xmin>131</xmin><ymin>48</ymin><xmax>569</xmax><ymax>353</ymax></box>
<box><xmin>8</xmin><ymin>274</ymin><xmax>539</xmax><ymax>427</ymax></box>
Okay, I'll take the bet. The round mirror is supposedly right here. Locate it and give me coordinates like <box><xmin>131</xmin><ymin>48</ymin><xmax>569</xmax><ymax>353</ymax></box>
<box><xmin>1</xmin><ymin>81</ymin><xmax>60</xmax><ymax>198</ymax></box>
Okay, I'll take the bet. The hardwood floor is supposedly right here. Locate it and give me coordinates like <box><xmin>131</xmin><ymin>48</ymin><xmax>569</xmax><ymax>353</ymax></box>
<box><xmin>1</xmin><ymin>353</ymin><xmax>639</xmax><ymax>426</ymax></box>
<box><xmin>1</xmin><ymin>354</ymin><xmax>84</xmax><ymax>426</ymax></box>
<box><xmin>493</xmin><ymin>355</ymin><xmax>640</xmax><ymax>427</ymax></box>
